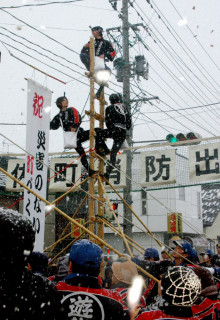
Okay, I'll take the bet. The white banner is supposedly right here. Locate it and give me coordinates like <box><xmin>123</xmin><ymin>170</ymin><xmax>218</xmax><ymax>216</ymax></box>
<box><xmin>189</xmin><ymin>142</ymin><xmax>220</xmax><ymax>182</ymax></box>
<box><xmin>95</xmin><ymin>153</ymin><xmax>127</xmax><ymax>189</ymax></box>
<box><xmin>141</xmin><ymin>149</ymin><xmax>176</xmax><ymax>186</ymax></box>
<box><xmin>49</xmin><ymin>158</ymin><xmax>82</xmax><ymax>192</ymax></box>
<box><xmin>23</xmin><ymin>79</ymin><xmax>52</xmax><ymax>252</ymax></box>
<box><xmin>6</xmin><ymin>159</ymin><xmax>25</xmax><ymax>192</ymax></box>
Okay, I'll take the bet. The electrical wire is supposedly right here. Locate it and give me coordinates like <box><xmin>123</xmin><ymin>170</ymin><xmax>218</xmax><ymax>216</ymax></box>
<box><xmin>144</xmin><ymin>0</ymin><xmax>220</xmax><ymax>94</ymax></box>
<box><xmin>0</xmin><ymin>32</ymin><xmax>85</xmax><ymax>78</ymax></box>
<box><xmin>0</xmin><ymin>0</ymin><xmax>83</xmax><ymax>9</ymax></box>
<box><xmin>130</xmin><ymin>29</ymin><xmax>220</xmax><ymax>128</ymax></box>
<box><xmin>167</xmin><ymin>0</ymin><xmax>220</xmax><ymax>72</ymax></box>
<box><xmin>0</xmin><ymin>26</ymin><xmax>85</xmax><ymax>70</ymax></box>
<box><xmin>128</xmin><ymin>1</ymin><xmax>220</xmax><ymax>127</ymax></box>
<box><xmin>144</xmin><ymin>102</ymin><xmax>220</xmax><ymax>114</ymax></box>
<box><xmin>1</xmin><ymin>40</ymin><xmax>90</xmax><ymax>87</ymax></box>
<box><xmin>0</xmin><ymin>8</ymin><xmax>79</xmax><ymax>55</ymax></box>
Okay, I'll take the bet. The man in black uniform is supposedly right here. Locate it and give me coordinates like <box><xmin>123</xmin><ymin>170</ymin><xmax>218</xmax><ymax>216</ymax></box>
<box><xmin>50</xmin><ymin>96</ymin><xmax>96</xmax><ymax>176</ymax></box>
<box><xmin>95</xmin><ymin>93</ymin><xmax>131</xmax><ymax>180</ymax></box>
<box><xmin>80</xmin><ymin>26</ymin><xmax>116</xmax><ymax>71</ymax></box>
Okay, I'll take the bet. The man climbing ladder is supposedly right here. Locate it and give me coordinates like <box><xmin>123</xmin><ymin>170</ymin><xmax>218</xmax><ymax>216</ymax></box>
<box><xmin>50</xmin><ymin>96</ymin><xmax>97</xmax><ymax>177</ymax></box>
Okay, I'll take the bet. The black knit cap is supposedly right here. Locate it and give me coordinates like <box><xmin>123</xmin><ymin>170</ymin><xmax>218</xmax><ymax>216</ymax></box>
<box><xmin>0</xmin><ymin>208</ymin><xmax>35</xmax><ymax>265</ymax></box>
<box><xmin>161</xmin><ymin>266</ymin><xmax>201</xmax><ymax>307</ymax></box>
<box><xmin>28</xmin><ymin>251</ymin><xmax>48</xmax><ymax>275</ymax></box>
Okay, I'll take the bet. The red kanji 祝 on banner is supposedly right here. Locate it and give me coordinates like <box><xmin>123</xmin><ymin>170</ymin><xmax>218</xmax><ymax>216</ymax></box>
<box><xmin>33</xmin><ymin>92</ymin><xmax>44</xmax><ymax>118</ymax></box>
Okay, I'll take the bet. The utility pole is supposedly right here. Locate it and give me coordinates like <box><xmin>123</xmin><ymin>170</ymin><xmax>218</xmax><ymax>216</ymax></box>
<box><xmin>122</xmin><ymin>0</ymin><xmax>133</xmax><ymax>253</ymax></box>
<box><xmin>107</xmin><ymin>0</ymin><xmax>159</xmax><ymax>253</ymax></box>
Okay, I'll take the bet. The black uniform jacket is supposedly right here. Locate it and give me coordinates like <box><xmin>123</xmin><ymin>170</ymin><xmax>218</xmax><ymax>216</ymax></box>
<box><xmin>50</xmin><ymin>107</ymin><xmax>81</xmax><ymax>132</ymax></box>
<box><xmin>56</xmin><ymin>273</ymin><xmax>128</xmax><ymax>320</ymax></box>
<box><xmin>105</xmin><ymin>103</ymin><xmax>131</xmax><ymax>131</ymax></box>
<box><xmin>81</xmin><ymin>38</ymin><xmax>116</xmax><ymax>61</ymax></box>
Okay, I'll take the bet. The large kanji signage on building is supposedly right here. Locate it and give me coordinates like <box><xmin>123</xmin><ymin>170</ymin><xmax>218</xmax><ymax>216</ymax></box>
<box><xmin>6</xmin><ymin>159</ymin><xmax>25</xmax><ymax>191</ymax></box>
<box><xmin>23</xmin><ymin>79</ymin><xmax>52</xmax><ymax>252</ymax></box>
<box><xmin>94</xmin><ymin>153</ymin><xmax>127</xmax><ymax>189</ymax></box>
<box><xmin>141</xmin><ymin>149</ymin><xmax>176</xmax><ymax>186</ymax></box>
<box><xmin>49</xmin><ymin>158</ymin><xmax>82</xmax><ymax>192</ymax></box>
<box><xmin>189</xmin><ymin>142</ymin><xmax>220</xmax><ymax>182</ymax></box>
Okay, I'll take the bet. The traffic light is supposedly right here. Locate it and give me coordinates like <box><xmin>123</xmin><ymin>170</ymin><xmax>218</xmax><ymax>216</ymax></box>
<box><xmin>166</xmin><ymin>134</ymin><xmax>177</xmax><ymax>143</ymax></box>
<box><xmin>112</xmin><ymin>203</ymin><xmax>118</xmax><ymax>217</ymax></box>
<box><xmin>166</xmin><ymin>132</ymin><xmax>201</xmax><ymax>145</ymax></box>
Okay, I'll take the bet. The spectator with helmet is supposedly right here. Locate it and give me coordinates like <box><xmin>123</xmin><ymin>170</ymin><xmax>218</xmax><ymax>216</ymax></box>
<box><xmin>199</xmin><ymin>250</ymin><xmax>214</xmax><ymax>268</ymax></box>
<box><xmin>188</xmin><ymin>248</ymin><xmax>200</xmax><ymax>264</ymax></box>
<box><xmin>137</xmin><ymin>241</ymin><xmax>192</xmax><ymax>306</ymax></box>
<box><xmin>95</xmin><ymin>93</ymin><xmax>131</xmax><ymax>180</ymax></box>
<box><xmin>50</xmin><ymin>96</ymin><xmax>97</xmax><ymax>176</ymax></box>
<box><xmin>0</xmin><ymin>207</ymin><xmax>62</xmax><ymax>320</ymax></box>
<box><xmin>56</xmin><ymin>239</ymin><xmax>127</xmax><ymax>320</ymax></box>
<box><xmin>80</xmin><ymin>26</ymin><xmax>116</xmax><ymax>71</ymax></box>
<box><xmin>144</xmin><ymin>248</ymin><xmax>159</xmax><ymax>262</ymax></box>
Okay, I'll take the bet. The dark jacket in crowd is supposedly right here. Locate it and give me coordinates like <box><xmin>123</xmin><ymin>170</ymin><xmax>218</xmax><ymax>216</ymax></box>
<box><xmin>81</xmin><ymin>38</ymin><xmax>116</xmax><ymax>61</ymax></box>
<box><xmin>0</xmin><ymin>266</ymin><xmax>62</xmax><ymax>320</ymax></box>
<box><xmin>56</xmin><ymin>273</ymin><xmax>128</xmax><ymax>320</ymax></box>
<box><xmin>50</xmin><ymin>107</ymin><xmax>82</xmax><ymax>132</ymax></box>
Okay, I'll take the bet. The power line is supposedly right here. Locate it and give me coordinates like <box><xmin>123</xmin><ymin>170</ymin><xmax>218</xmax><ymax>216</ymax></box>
<box><xmin>145</xmin><ymin>102</ymin><xmax>220</xmax><ymax>114</ymax></box>
<box><xmin>0</xmin><ymin>8</ymin><xmax>79</xmax><ymax>55</ymax></box>
<box><xmin>115</xmin><ymin>22</ymin><xmax>220</xmax><ymax>131</ymax></box>
<box><xmin>0</xmin><ymin>32</ymin><xmax>85</xmax><ymax>77</ymax></box>
<box><xmin>1</xmin><ymin>40</ymin><xmax>90</xmax><ymax>88</ymax></box>
<box><xmin>145</xmin><ymin>0</ymin><xmax>220</xmax><ymax>94</ymax></box>
<box><xmin>167</xmin><ymin>0</ymin><xmax>220</xmax><ymax>72</ymax></box>
<box><xmin>127</xmin><ymin>5</ymin><xmax>220</xmax><ymax>124</ymax></box>
<box><xmin>0</xmin><ymin>23</ymin><xmax>90</xmax><ymax>31</ymax></box>
<box><xmin>0</xmin><ymin>0</ymin><xmax>83</xmax><ymax>10</ymax></box>
<box><xmin>0</xmin><ymin>26</ymin><xmax>86</xmax><ymax>70</ymax></box>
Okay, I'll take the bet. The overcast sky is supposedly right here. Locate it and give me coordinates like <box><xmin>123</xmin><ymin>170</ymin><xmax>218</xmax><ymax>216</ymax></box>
<box><xmin>0</xmin><ymin>0</ymin><xmax>219</xmax><ymax>154</ymax></box>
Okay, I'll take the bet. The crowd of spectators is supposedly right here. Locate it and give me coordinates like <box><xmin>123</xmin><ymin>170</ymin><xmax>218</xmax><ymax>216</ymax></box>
<box><xmin>1</xmin><ymin>207</ymin><xmax>220</xmax><ymax>320</ymax></box>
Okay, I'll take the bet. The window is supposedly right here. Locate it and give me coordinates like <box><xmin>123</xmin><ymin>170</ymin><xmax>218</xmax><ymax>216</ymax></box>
<box><xmin>141</xmin><ymin>189</ymin><xmax>147</xmax><ymax>215</ymax></box>
<box><xmin>179</xmin><ymin>188</ymin><xmax>185</xmax><ymax>201</ymax></box>
<box><xmin>197</xmin><ymin>192</ymin><xmax>201</xmax><ymax>219</ymax></box>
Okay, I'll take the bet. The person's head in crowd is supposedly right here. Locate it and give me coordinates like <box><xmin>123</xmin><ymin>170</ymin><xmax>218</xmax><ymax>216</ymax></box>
<box><xmin>68</xmin><ymin>239</ymin><xmax>103</xmax><ymax>277</ymax></box>
<box><xmin>47</xmin><ymin>263</ymin><xmax>58</xmax><ymax>278</ymax></box>
<box><xmin>161</xmin><ymin>247</ymin><xmax>170</xmax><ymax>260</ymax></box>
<box><xmin>27</xmin><ymin>251</ymin><xmax>48</xmax><ymax>276</ymax></box>
<box><xmin>216</xmin><ymin>244</ymin><xmax>220</xmax><ymax>255</ymax></box>
<box><xmin>172</xmin><ymin>240</ymin><xmax>192</xmax><ymax>266</ymax></box>
<box><xmin>118</xmin><ymin>254</ymin><xmax>131</xmax><ymax>263</ymax></box>
<box><xmin>144</xmin><ymin>248</ymin><xmax>159</xmax><ymax>262</ymax></box>
<box><xmin>199</xmin><ymin>249</ymin><xmax>213</xmax><ymax>267</ymax></box>
<box><xmin>193</xmin><ymin>267</ymin><xmax>217</xmax><ymax>300</ymax></box>
<box><xmin>91</xmin><ymin>26</ymin><xmax>103</xmax><ymax>39</ymax></box>
<box><xmin>0</xmin><ymin>207</ymin><xmax>35</xmax><ymax>273</ymax></box>
<box><xmin>188</xmin><ymin>248</ymin><xmax>200</xmax><ymax>264</ymax></box>
<box><xmin>159</xmin><ymin>266</ymin><xmax>201</xmax><ymax>307</ymax></box>
<box><xmin>111</xmin><ymin>261</ymin><xmax>138</xmax><ymax>288</ymax></box>
<box><xmin>54</xmin><ymin>255</ymin><xmax>69</xmax><ymax>281</ymax></box>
